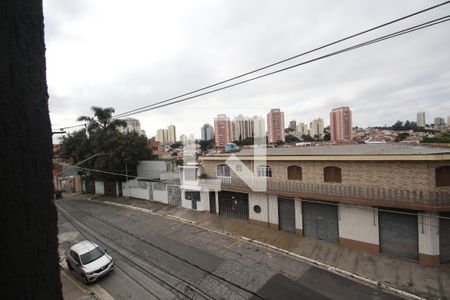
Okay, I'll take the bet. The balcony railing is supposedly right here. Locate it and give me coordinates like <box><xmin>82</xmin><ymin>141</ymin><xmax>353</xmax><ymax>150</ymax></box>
<box><xmin>197</xmin><ymin>176</ymin><xmax>450</xmax><ymax>207</ymax></box>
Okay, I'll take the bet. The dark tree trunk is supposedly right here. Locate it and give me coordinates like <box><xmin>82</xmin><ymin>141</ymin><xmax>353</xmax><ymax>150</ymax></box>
<box><xmin>0</xmin><ymin>0</ymin><xmax>62</xmax><ymax>299</ymax></box>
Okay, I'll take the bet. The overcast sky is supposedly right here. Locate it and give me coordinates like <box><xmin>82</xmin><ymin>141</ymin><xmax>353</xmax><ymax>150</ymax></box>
<box><xmin>44</xmin><ymin>0</ymin><xmax>450</xmax><ymax>141</ymax></box>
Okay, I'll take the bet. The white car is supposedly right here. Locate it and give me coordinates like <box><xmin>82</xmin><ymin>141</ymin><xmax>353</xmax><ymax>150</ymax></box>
<box><xmin>66</xmin><ymin>240</ymin><xmax>114</xmax><ymax>285</ymax></box>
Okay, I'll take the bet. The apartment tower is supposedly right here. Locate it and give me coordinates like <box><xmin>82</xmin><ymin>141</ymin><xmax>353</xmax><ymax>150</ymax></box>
<box><xmin>267</xmin><ymin>109</ymin><xmax>285</xmax><ymax>143</ymax></box>
<box><xmin>214</xmin><ymin>114</ymin><xmax>232</xmax><ymax>147</ymax></box>
<box><xmin>330</xmin><ymin>107</ymin><xmax>353</xmax><ymax>143</ymax></box>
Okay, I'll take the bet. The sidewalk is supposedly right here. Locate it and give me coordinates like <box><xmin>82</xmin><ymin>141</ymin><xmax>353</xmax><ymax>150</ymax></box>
<box><xmin>64</xmin><ymin>193</ymin><xmax>450</xmax><ymax>299</ymax></box>
<box><xmin>60</xmin><ymin>268</ymin><xmax>96</xmax><ymax>300</ymax></box>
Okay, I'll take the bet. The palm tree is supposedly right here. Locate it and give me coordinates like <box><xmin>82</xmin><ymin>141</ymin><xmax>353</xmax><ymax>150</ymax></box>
<box><xmin>78</xmin><ymin>106</ymin><xmax>127</xmax><ymax>133</ymax></box>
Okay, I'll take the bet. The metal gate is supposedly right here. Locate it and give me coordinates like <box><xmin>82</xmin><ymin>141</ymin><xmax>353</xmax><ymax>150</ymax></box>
<box><xmin>278</xmin><ymin>197</ymin><xmax>296</xmax><ymax>233</ymax></box>
<box><xmin>168</xmin><ymin>185</ymin><xmax>181</xmax><ymax>206</ymax></box>
<box><xmin>218</xmin><ymin>191</ymin><xmax>248</xmax><ymax>220</ymax></box>
<box><xmin>379</xmin><ymin>209</ymin><xmax>418</xmax><ymax>260</ymax></box>
<box><xmin>209</xmin><ymin>191</ymin><xmax>216</xmax><ymax>214</ymax></box>
<box><xmin>104</xmin><ymin>181</ymin><xmax>117</xmax><ymax>196</ymax></box>
<box><xmin>302</xmin><ymin>201</ymin><xmax>339</xmax><ymax>242</ymax></box>
<box><xmin>185</xmin><ymin>191</ymin><xmax>200</xmax><ymax>210</ymax></box>
<box><xmin>85</xmin><ymin>179</ymin><xmax>95</xmax><ymax>194</ymax></box>
<box><xmin>440</xmin><ymin>212</ymin><xmax>450</xmax><ymax>263</ymax></box>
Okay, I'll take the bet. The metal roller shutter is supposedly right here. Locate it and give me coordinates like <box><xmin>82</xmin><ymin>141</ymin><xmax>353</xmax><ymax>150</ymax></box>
<box><xmin>218</xmin><ymin>191</ymin><xmax>249</xmax><ymax>220</ymax></box>
<box><xmin>302</xmin><ymin>201</ymin><xmax>339</xmax><ymax>242</ymax></box>
<box><xmin>440</xmin><ymin>212</ymin><xmax>450</xmax><ymax>263</ymax></box>
<box><xmin>379</xmin><ymin>209</ymin><xmax>418</xmax><ymax>260</ymax></box>
<box><xmin>278</xmin><ymin>197</ymin><xmax>296</xmax><ymax>233</ymax></box>
<box><xmin>209</xmin><ymin>191</ymin><xmax>216</xmax><ymax>214</ymax></box>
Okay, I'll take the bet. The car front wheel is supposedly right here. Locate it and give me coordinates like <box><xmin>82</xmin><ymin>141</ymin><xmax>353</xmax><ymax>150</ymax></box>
<box><xmin>66</xmin><ymin>259</ymin><xmax>73</xmax><ymax>271</ymax></box>
<box><xmin>81</xmin><ymin>275</ymin><xmax>89</xmax><ymax>285</ymax></box>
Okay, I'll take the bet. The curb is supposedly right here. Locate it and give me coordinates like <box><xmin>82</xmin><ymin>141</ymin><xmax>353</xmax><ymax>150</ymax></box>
<box><xmin>85</xmin><ymin>198</ymin><xmax>423</xmax><ymax>300</ymax></box>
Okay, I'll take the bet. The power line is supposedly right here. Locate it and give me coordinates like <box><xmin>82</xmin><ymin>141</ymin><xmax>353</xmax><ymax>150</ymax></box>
<box><xmin>115</xmin><ymin>15</ymin><xmax>450</xmax><ymax>118</ymax></box>
<box><xmin>113</xmin><ymin>1</ymin><xmax>450</xmax><ymax>119</ymax></box>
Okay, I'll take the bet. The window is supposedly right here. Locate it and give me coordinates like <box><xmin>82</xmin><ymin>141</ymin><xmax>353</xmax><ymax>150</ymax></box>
<box><xmin>287</xmin><ymin>166</ymin><xmax>302</xmax><ymax>180</ymax></box>
<box><xmin>253</xmin><ymin>205</ymin><xmax>261</xmax><ymax>214</ymax></box>
<box><xmin>235</xmin><ymin>164</ymin><xmax>243</xmax><ymax>172</ymax></box>
<box><xmin>183</xmin><ymin>167</ymin><xmax>198</xmax><ymax>181</ymax></box>
<box><xmin>257</xmin><ymin>165</ymin><xmax>272</xmax><ymax>177</ymax></box>
<box><xmin>217</xmin><ymin>164</ymin><xmax>230</xmax><ymax>177</ymax></box>
<box><xmin>80</xmin><ymin>247</ymin><xmax>105</xmax><ymax>265</ymax></box>
<box><xmin>324</xmin><ymin>166</ymin><xmax>342</xmax><ymax>183</ymax></box>
<box><xmin>436</xmin><ymin>166</ymin><xmax>450</xmax><ymax>187</ymax></box>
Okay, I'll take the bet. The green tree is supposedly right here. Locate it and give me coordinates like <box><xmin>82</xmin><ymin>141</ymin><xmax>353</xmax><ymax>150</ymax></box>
<box><xmin>59</xmin><ymin>107</ymin><xmax>151</xmax><ymax>181</ymax></box>
<box><xmin>285</xmin><ymin>135</ymin><xmax>300</xmax><ymax>143</ymax></box>
<box><xmin>78</xmin><ymin>106</ymin><xmax>127</xmax><ymax>133</ymax></box>
<box><xmin>395</xmin><ymin>132</ymin><xmax>410</xmax><ymax>142</ymax></box>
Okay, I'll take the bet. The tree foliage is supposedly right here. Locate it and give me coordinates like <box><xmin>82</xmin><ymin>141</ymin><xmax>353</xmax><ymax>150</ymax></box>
<box><xmin>59</xmin><ymin>107</ymin><xmax>151</xmax><ymax>181</ymax></box>
<box><xmin>285</xmin><ymin>134</ymin><xmax>300</xmax><ymax>143</ymax></box>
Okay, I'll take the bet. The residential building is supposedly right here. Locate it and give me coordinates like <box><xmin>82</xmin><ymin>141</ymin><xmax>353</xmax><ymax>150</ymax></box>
<box><xmin>297</xmin><ymin>123</ymin><xmax>309</xmax><ymax>136</ymax></box>
<box><xmin>417</xmin><ymin>112</ymin><xmax>426</xmax><ymax>128</ymax></box>
<box><xmin>232</xmin><ymin>115</ymin><xmax>254</xmax><ymax>141</ymax></box>
<box><xmin>253</xmin><ymin>116</ymin><xmax>266</xmax><ymax>139</ymax></box>
<box><xmin>179</xmin><ymin>134</ymin><xmax>187</xmax><ymax>144</ymax></box>
<box><xmin>214</xmin><ymin>114</ymin><xmax>232</xmax><ymax>147</ymax></box>
<box><xmin>156</xmin><ymin>128</ymin><xmax>168</xmax><ymax>144</ymax></box>
<box><xmin>310</xmin><ymin>118</ymin><xmax>324</xmax><ymax>140</ymax></box>
<box><xmin>119</xmin><ymin>118</ymin><xmax>146</xmax><ymax>135</ymax></box>
<box><xmin>182</xmin><ymin>144</ymin><xmax>450</xmax><ymax>267</ymax></box>
<box><xmin>267</xmin><ymin>109</ymin><xmax>285</xmax><ymax>143</ymax></box>
<box><xmin>434</xmin><ymin>117</ymin><xmax>446</xmax><ymax>130</ymax></box>
<box><xmin>448</xmin><ymin>116</ymin><xmax>450</xmax><ymax>128</ymax></box>
<box><xmin>167</xmin><ymin>125</ymin><xmax>176</xmax><ymax>144</ymax></box>
<box><xmin>330</xmin><ymin>107</ymin><xmax>353</xmax><ymax>143</ymax></box>
<box><xmin>201</xmin><ymin>124</ymin><xmax>214</xmax><ymax>141</ymax></box>
<box><xmin>288</xmin><ymin>120</ymin><xmax>297</xmax><ymax>131</ymax></box>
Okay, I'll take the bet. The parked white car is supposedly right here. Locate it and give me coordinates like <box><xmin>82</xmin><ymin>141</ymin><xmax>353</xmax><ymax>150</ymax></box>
<box><xmin>66</xmin><ymin>240</ymin><xmax>114</xmax><ymax>285</ymax></box>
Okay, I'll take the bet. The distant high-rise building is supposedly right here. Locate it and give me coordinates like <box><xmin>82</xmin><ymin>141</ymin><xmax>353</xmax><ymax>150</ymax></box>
<box><xmin>156</xmin><ymin>128</ymin><xmax>168</xmax><ymax>144</ymax></box>
<box><xmin>201</xmin><ymin>123</ymin><xmax>214</xmax><ymax>141</ymax></box>
<box><xmin>310</xmin><ymin>118</ymin><xmax>324</xmax><ymax>140</ymax></box>
<box><xmin>297</xmin><ymin>123</ymin><xmax>309</xmax><ymax>136</ymax></box>
<box><xmin>288</xmin><ymin>120</ymin><xmax>297</xmax><ymax>130</ymax></box>
<box><xmin>447</xmin><ymin>116</ymin><xmax>450</xmax><ymax>128</ymax></box>
<box><xmin>167</xmin><ymin>125</ymin><xmax>176</xmax><ymax>144</ymax></box>
<box><xmin>232</xmin><ymin>115</ymin><xmax>254</xmax><ymax>141</ymax></box>
<box><xmin>417</xmin><ymin>112</ymin><xmax>426</xmax><ymax>128</ymax></box>
<box><xmin>179</xmin><ymin>134</ymin><xmax>187</xmax><ymax>145</ymax></box>
<box><xmin>434</xmin><ymin>117</ymin><xmax>446</xmax><ymax>129</ymax></box>
<box><xmin>267</xmin><ymin>108</ymin><xmax>285</xmax><ymax>143</ymax></box>
<box><xmin>214</xmin><ymin>114</ymin><xmax>232</xmax><ymax>147</ymax></box>
<box><xmin>119</xmin><ymin>118</ymin><xmax>145</xmax><ymax>135</ymax></box>
<box><xmin>253</xmin><ymin>115</ymin><xmax>266</xmax><ymax>139</ymax></box>
<box><xmin>330</xmin><ymin>107</ymin><xmax>353</xmax><ymax>143</ymax></box>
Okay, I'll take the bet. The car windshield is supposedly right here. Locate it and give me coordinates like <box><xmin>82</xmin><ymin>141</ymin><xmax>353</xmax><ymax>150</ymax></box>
<box><xmin>80</xmin><ymin>247</ymin><xmax>105</xmax><ymax>265</ymax></box>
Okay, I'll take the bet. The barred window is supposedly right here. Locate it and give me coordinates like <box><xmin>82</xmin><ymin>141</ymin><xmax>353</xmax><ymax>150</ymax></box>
<box><xmin>217</xmin><ymin>164</ymin><xmax>231</xmax><ymax>177</ymax></box>
<box><xmin>436</xmin><ymin>166</ymin><xmax>450</xmax><ymax>187</ymax></box>
<box><xmin>287</xmin><ymin>166</ymin><xmax>302</xmax><ymax>180</ymax></box>
<box><xmin>257</xmin><ymin>165</ymin><xmax>272</xmax><ymax>177</ymax></box>
<box><xmin>324</xmin><ymin>166</ymin><xmax>341</xmax><ymax>183</ymax></box>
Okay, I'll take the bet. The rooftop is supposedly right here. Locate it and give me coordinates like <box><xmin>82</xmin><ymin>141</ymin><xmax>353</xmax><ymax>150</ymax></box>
<box><xmin>201</xmin><ymin>144</ymin><xmax>450</xmax><ymax>161</ymax></box>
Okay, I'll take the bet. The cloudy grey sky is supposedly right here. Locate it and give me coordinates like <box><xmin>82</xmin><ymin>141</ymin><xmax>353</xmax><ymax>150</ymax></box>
<box><xmin>44</xmin><ymin>0</ymin><xmax>450</xmax><ymax>140</ymax></box>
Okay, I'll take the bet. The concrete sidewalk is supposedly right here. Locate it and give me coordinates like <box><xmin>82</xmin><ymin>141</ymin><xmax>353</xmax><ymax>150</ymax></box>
<box><xmin>62</xmin><ymin>193</ymin><xmax>450</xmax><ymax>299</ymax></box>
<box><xmin>60</xmin><ymin>269</ymin><xmax>96</xmax><ymax>300</ymax></box>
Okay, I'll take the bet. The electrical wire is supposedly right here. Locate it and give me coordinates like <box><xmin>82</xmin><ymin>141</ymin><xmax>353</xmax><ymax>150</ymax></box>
<box><xmin>112</xmin><ymin>1</ymin><xmax>450</xmax><ymax>119</ymax></box>
<box><xmin>115</xmin><ymin>15</ymin><xmax>450</xmax><ymax>118</ymax></box>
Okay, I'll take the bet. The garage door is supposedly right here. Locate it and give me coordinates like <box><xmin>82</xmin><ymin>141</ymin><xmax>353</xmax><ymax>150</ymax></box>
<box><xmin>219</xmin><ymin>191</ymin><xmax>248</xmax><ymax>220</ymax></box>
<box><xmin>85</xmin><ymin>179</ymin><xmax>95</xmax><ymax>194</ymax></box>
<box><xmin>278</xmin><ymin>197</ymin><xmax>296</xmax><ymax>233</ymax></box>
<box><xmin>209</xmin><ymin>191</ymin><xmax>216</xmax><ymax>214</ymax></box>
<box><xmin>379</xmin><ymin>209</ymin><xmax>418</xmax><ymax>260</ymax></box>
<box><xmin>440</xmin><ymin>212</ymin><xmax>450</xmax><ymax>263</ymax></box>
<box><xmin>302</xmin><ymin>201</ymin><xmax>339</xmax><ymax>242</ymax></box>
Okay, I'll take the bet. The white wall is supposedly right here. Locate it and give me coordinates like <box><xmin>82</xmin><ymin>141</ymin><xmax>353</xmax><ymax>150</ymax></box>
<box><xmin>200</xmin><ymin>191</ymin><xmax>210</xmax><ymax>212</ymax></box>
<box><xmin>122</xmin><ymin>181</ymin><xmax>151</xmax><ymax>200</ymax></box>
<box><xmin>295</xmin><ymin>198</ymin><xmax>302</xmax><ymax>230</ymax></box>
<box><xmin>268</xmin><ymin>195</ymin><xmax>278</xmax><ymax>225</ymax></box>
<box><xmin>153</xmin><ymin>188</ymin><xmax>168</xmax><ymax>204</ymax></box>
<box><xmin>181</xmin><ymin>190</ymin><xmax>191</xmax><ymax>209</ymax></box>
<box><xmin>418</xmin><ymin>212</ymin><xmax>440</xmax><ymax>256</ymax></box>
<box><xmin>249</xmin><ymin>193</ymin><xmax>268</xmax><ymax>223</ymax></box>
<box><xmin>137</xmin><ymin>160</ymin><xmax>168</xmax><ymax>180</ymax></box>
<box><xmin>338</xmin><ymin>205</ymin><xmax>379</xmax><ymax>245</ymax></box>
<box><xmin>95</xmin><ymin>181</ymin><xmax>104</xmax><ymax>195</ymax></box>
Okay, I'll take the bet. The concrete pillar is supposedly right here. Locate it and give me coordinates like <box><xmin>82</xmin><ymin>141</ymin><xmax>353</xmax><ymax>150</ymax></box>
<box><xmin>418</xmin><ymin>212</ymin><xmax>440</xmax><ymax>266</ymax></box>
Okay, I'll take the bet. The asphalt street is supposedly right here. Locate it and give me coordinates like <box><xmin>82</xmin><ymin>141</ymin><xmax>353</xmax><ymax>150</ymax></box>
<box><xmin>57</xmin><ymin>199</ymin><xmax>404</xmax><ymax>300</ymax></box>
